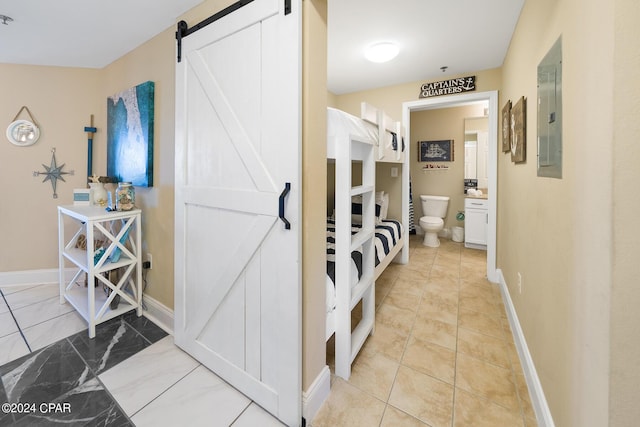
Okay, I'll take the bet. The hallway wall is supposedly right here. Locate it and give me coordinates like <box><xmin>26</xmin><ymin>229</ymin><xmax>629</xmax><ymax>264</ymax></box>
<box><xmin>498</xmin><ymin>0</ymin><xmax>640</xmax><ymax>425</ymax></box>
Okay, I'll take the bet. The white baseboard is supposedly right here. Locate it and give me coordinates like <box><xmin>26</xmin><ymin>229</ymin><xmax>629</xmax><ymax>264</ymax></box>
<box><xmin>302</xmin><ymin>365</ymin><xmax>330</xmax><ymax>423</ymax></box>
<box><xmin>0</xmin><ymin>268</ymin><xmax>78</xmax><ymax>287</ymax></box>
<box><xmin>0</xmin><ymin>268</ymin><xmax>175</xmax><ymax>334</ymax></box>
<box><xmin>141</xmin><ymin>294</ymin><xmax>174</xmax><ymax>335</ymax></box>
<box><xmin>496</xmin><ymin>269</ymin><xmax>555</xmax><ymax>427</ymax></box>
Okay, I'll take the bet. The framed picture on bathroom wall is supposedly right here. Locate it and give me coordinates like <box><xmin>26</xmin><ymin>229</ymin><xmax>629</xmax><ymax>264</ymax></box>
<box><xmin>418</xmin><ymin>140</ymin><xmax>454</xmax><ymax>162</ymax></box>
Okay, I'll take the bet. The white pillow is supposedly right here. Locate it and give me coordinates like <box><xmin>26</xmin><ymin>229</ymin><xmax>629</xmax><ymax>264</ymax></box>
<box><xmin>351</xmin><ymin>193</ymin><xmax>385</xmax><ymax>224</ymax></box>
<box><xmin>380</xmin><ymin>192</ymin><xmax>389</xmax><ymax>220</ymax></box>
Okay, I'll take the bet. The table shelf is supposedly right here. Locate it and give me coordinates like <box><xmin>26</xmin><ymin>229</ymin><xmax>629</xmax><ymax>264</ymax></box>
<box><xmin>58</xmin><ymin>205</ymin><xmax>142</xmax><ymax>338</ymax></box>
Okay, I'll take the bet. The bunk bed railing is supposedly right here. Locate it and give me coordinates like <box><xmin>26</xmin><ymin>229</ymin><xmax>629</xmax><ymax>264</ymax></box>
<box><xmin>328</xmin><ymin>103</ymin><xmax>407</xmax><ymax>380</ymax></box>
<box><xmin>360</xmin><ymin>102</ymin><xmax>404</xmax><ymax>161</ymax></box>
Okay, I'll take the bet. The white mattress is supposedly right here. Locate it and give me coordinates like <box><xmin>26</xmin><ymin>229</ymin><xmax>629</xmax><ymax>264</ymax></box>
<box><xmin>327</xmin><ymin>107</ymin><xmax>379</xmax><ymax>158</ymax></box>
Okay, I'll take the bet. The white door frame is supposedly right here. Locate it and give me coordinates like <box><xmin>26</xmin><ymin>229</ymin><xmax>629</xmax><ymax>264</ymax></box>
<box><xmin>402</xmin><ymin>90</ymin><xmax>498</xmax><ymax>282</ymax></box>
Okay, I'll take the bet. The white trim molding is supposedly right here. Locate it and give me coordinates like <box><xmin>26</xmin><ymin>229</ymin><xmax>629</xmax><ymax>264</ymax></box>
<box><xmin>0</xmin><ymin>268</ymin><xmax>175</xmax><ymax>336</ymax></box>
<box><xmin>141</xmin><ymin>294</ymin><xmax>174</xmax><ymax>335</ymax></box>
<box><xmin>497</xmin><ymin>269</ymin><xmax>555</xmax><ymax>427</ymax></box>
<box><xmin>0</xmin><ymin>268</ymin><xmax>76</xmax><ymax>287</ymax></box>
<box><xmin>302</xmin><ymin>365</ymin><xmax>330</xmax><ymax>423</ymax></box>
<box><xmin>403</xmin><ymin>90</ymin><xmax>498</xmax><ymax>283</ymax></box>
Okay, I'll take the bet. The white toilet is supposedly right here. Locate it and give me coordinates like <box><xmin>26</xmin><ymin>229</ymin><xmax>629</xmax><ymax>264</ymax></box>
<box><xmin>419</xmin><ymin>195</ymin><xmax>450</xmax><ymax>247</ymax></box>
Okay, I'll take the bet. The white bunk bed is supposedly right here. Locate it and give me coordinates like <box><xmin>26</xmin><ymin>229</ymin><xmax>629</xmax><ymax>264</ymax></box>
<box><xmin>326</xmin><ymin>103</ymin><xmax>406</xmax><ymax>380</ymax></box>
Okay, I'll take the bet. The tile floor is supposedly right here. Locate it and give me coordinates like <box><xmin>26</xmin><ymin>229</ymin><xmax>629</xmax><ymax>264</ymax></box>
<box><xmin>0</xmin><ymin>283</ymin><xmax>283</xmax><ymax>426</ymax></box>
<box><xmin>312</xmin><ymin>235</ymin><xmax>538</xmax><ymax>427</ymax></box>
<box><xmin>0</xmin><ymin>235</ymin><xmax>537</xmax><ymax>427</ymax></box>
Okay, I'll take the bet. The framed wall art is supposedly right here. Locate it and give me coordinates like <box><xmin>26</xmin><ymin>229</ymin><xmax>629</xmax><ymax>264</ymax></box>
<box><xmin>510</xmin><ymin>96</ymin><xmax>526</xmax><ymax>163</ymax></box>
<box><xmin>107</xmin><ymin>81</ymin><xmax>155</xmax><ymax>187</ymax></box>
<box><xmin>502</xmin><ymin>100</ymin><xmax>511</xmax><ymax>152</ymax></box>
<box><xmin>418</xmin><ymin>140</ymin><xmax>454</xmax><ymax>162</ymax></box>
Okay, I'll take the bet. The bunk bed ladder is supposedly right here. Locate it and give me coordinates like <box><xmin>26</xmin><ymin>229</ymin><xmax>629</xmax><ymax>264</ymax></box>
<box><xmin>334</xmin><ymin>135</ymin><xmax>376</xmax><ymax>380</ymax></box>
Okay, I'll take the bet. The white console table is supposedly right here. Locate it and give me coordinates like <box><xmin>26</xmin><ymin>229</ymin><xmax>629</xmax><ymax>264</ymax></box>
<box><xmin>58</xmin><ymin>205</ymin><xmax>142</xmax><ymax>338</ymax></box>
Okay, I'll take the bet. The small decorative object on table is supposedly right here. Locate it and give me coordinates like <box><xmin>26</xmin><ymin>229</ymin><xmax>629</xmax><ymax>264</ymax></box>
<box><xmin>88</xmin><ymin>174</ymin><xmax>108</xmax><ymax>206</ymax></box>
<box><xmin>116</xmin><ymin>182</ymin><xmax>135</xmax><ymax>211</ymax></box>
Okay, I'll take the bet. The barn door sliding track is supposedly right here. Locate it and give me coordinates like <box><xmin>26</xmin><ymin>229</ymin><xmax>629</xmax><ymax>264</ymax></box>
<box><xmin>176</xmin><ymin>0</ymin><xmax>291</xmax><ymax>62</ymax></box>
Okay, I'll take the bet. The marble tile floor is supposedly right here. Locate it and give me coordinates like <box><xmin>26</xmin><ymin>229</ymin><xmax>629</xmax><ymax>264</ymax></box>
<box><xmin>313</xmin><ymin>235</ymin><xmax>538</xmax><ymax>427</ymax></box>
<box><xmin>0</xmin><ymin>283</ymin><xmax>283</xmax><ymax>426</ymax></box>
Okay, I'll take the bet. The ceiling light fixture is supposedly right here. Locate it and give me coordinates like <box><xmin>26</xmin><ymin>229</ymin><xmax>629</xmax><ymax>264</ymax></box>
<box><xmin>0</xmin><ymin>15</ymin><xmax>13</xmax><ymax>25</ymax></box>
<box><xmin>364</xmin><ymin>42</ymin><xmax>399</xmax><ymax>63</ymax></box>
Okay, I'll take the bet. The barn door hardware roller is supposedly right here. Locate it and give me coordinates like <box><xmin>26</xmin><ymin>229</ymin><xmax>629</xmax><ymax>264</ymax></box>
<box><xmin>176</xmin><ymin>0</ymin><xmax>292</xmax><ymax>63</ymax></box>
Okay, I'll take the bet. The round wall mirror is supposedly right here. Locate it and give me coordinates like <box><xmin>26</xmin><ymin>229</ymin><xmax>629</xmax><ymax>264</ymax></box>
<box><xmin>6</xmin><ymin>119</ymin><xmax>40</xmax><ymax>146</ymax></box>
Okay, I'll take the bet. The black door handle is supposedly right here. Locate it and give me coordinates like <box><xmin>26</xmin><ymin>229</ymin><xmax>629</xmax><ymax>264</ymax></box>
<box><xmin>279</xmin><ymin>182</ymin><xmax>291</xmax><ymax>230</ymax></box>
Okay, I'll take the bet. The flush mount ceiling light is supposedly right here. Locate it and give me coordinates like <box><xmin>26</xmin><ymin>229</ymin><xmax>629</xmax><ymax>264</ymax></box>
<box><xmin>364</xmin><ymin>42</ymin><xmax>399</xmax><ymax>63</ymax></box>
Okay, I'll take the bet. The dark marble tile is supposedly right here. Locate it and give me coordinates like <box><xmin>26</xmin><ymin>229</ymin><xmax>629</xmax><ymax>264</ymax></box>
<box><xmin>0</xmin><ymin>339</ymin><xmax>92</xmax><ymax>407</ymax></box>
<box><xmin>121</xmin><ymin>311</ymin><xmax>168</xmax><ymax>344</ymax></box>
<box><xmin>0</xmin><ymin>380</ymin><xmax>15</xmax><ymax>426</ymax></box>
<box><xmin>68</xmin><ymin>318</ymin><xmax>150</xmax><ymax>375</ymax></box>
<box><xmin>12</xmin><ymin>377</ymin><xmax>133</xmax><ymax>427</ymax></box>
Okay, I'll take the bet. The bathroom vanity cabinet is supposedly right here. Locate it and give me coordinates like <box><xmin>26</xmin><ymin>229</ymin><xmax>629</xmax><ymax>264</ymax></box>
<box><xmin>465</xmin><ymin>198</ymin><xmax>488</xmax><ymax>249</ymax></box>
<box><xmin>57</xmin><ymin>205</ymin><xmax>142</xmax><ymax>338</ymax></box>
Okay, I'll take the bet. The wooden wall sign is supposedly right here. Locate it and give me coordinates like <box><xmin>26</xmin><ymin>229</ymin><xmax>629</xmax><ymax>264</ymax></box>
<box><xmin>419</xmin><ymin>76</ymin><xmax>476</xmax><ymax>98</ymax></box>
<box><xmin>510</xmin><ymin>96</ymin><xmax>526</xmax><ymax>163</ymax></box>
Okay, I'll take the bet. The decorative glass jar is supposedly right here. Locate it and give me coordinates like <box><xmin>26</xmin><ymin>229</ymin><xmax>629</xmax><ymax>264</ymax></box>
<box><xmin>116</xmin><ymin>182</ymin><xmax>135</xmax><ymax>211</ymax></box>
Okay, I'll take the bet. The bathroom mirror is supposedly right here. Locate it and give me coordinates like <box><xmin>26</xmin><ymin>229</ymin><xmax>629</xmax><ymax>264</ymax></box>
<box><xmin>464</xmin><ymin>116</ymin><xmax>488</xmax><ymax>189</ymax></box>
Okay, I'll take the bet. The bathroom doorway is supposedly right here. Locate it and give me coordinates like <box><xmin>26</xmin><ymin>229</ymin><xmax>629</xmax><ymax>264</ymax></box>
<box><xmin>402</xmin><ymin>91</ymin><xmax>498</xmax><ymax>282</ymax></box>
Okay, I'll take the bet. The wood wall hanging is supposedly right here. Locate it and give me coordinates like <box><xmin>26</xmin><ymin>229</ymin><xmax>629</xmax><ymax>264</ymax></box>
<box><xmin>501</xmin><ymin>100</ymin><xmax>511</xmax><ymax>152</ymax></box>
<box><xmin>510</xmin><ymin>96</ymin><xmax>526</xmax><ymax>163</ymax></box>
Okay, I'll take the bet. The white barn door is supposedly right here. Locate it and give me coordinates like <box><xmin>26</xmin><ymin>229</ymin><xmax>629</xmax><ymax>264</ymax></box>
<box><xmin>174</xmin><ymin>1</ymin><xmax>301</xmax><ymax>425</ymax></box>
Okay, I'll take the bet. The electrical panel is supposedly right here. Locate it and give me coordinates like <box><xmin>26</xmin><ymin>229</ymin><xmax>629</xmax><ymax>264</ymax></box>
<box><xmin>537</xmin><ymin>37</ymin><xmax>563</xmax><ymax>178</ymax></box>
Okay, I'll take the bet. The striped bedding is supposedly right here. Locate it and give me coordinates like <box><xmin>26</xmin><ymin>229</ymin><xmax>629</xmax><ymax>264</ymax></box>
<box><xmin>326</xmin><ymin>219</ymin><xmax>403</xmax><ymax>312</ymax></box>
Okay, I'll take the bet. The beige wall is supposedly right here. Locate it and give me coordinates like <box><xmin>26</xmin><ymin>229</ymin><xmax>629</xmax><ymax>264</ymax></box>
<box><xmin>302</xmin><ymin>0</ymin><xmax>328</xmax><ymax>392</ymax></box>
<box><xmin>333</xmin><ymin>68</ymin><xmax>502</xmax><ymax>121</ymax></box>
<box><xmin>610</xmin><ymin>0</ymin><xmax>640</xmax><ymax>424</ymax></box>
<box><xmin>498</xmin><ymin>0</ymin><xmax>640</xmax><ymax>425</ymax></box>
<box><xmin>502</xmin><ymin>0</ymin><xmax>607</xmax><ymax>425</ymax></box>
<box><xmin>410</xmin><ymin>105</ymin><xmax>485</xmax><ymax>230</ymax></box>
<box><xmin>99</xmin><ymin>27</ymin><xmax>179</xmax><ymax>308</ymax></box>
<box><xmin>0</xmin><ymin>65</ymin><xmax>102</xmax><ymax>271</ymax></box>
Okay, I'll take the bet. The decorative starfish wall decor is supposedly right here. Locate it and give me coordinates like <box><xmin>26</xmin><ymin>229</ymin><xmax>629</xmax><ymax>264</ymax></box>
<box><xmin>33</xmin><ymin>148</ymin><xmax>74</xmax><ymax>198</ymax></box>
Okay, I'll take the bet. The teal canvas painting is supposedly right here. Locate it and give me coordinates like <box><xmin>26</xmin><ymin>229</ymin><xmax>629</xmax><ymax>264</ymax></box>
<box><xmin>107</xmin><ymin>81</ymin><xmax>154</xmax><ymax>187</ymax></box>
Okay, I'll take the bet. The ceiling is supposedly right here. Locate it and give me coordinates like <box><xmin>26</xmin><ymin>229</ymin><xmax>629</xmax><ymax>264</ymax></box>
<box><xmin>0</xmin><ymin>0</ymin><xmax>524</xmax><ymax>95</ymax></box>
<box><xmin>328</xmin><ymin>0</ymin><xmax>525</xmax><ymax>94</ymax></box>
<box><xmin>0</xmin><ymin>0</ymin><xmax>204</xmax><ymax>68</ymax></box>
